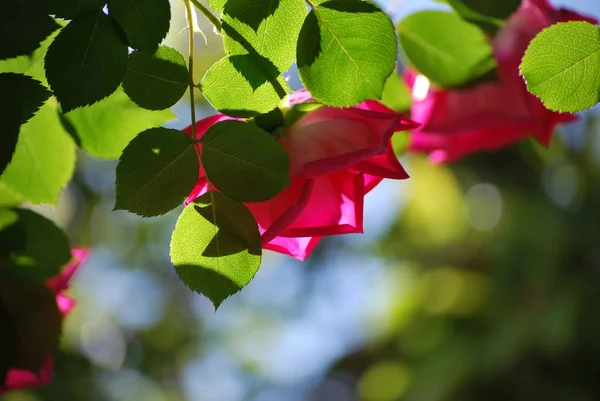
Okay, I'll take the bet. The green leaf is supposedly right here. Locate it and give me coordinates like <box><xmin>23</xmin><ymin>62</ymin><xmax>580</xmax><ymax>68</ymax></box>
<box><xmin>45</xmin><ymin>10</ymin><xmax>128</xmax><ymax>112</ymax></box>
<box><xmin>0</xmin><ymin>23</ymin><xmax>64</xmax><ymax>85</ymax></box>
<box><xmin>65</xmin><ymin>88</ymin><xmax>175</xmax><ymax>159</ymax></box>
<box><xmin>398</xmin><ymin>11</ymin><xmax>496</xmax><ymax>88</ymax></box>
<box><xmin>122</xmin><ymin>46</ymin><xmax>188</xmax><ymax>111</ymax></box>
<box><xmin>108</xmin><ymin>0</ymin><xmax>170</xmax><ymax>52</ymax></box>
<box><xmin>252</xmin><ymin>107</ymin><xmax>285</xmax><ymax>133</ymax></box>
<box><xmin>115</xmin><ymin>128</ymin><xmax>199</xmax><ymax>217</ymax></box>
<box><xmin>0</xmin><ymin>208</ymin><xmax>71</xmax><ymax>283</ymax></box>
<box><xmin>379</xmin><ymin>73</ymin><xmax>411</xmax><ymax>113</ymax></box>
<box><xmin>0</xmin><ymin>184</ymin><xmax>22</xmax><ymax>207</ymax></box>
<box><xmin>0</xmin><ymin>74</ymin><xmax>51</xmax><ymax>126</ymax></box>
<box><xmin>0</xmin><ymin>281</ymin><xmax>62</xmax><ymax>372</ymax></box>
<box><xmin>222</xmin><ymin>0</ymin><xmax>306</xmax><ymax>71</ymax></box>
<box><xmin>520</xmin><ymin>21</ymin><xmax>600</xmax><ymax>113</ymax></box>
<box><xmin>0</xmin><ymin>73</ymin><xmax>52</xmax><ymax>174</ymax></box>
<box><xmin>1</xmin><ymin>100</ymin><xmax>76</xmax><ymax>204</ymax></box>
<box><xmin>284</xmin><ymin>101</ymin><xmax>325</xmax><ymax>128</ymax></box>
<box><xmin>435</xmin><ymin>0</ymin><xmax>505</xmax><ymax>33</ymax></box>
<box><xmin>297</xmin><ymin>0</ymin><xmax>397</xmax><ymax>107</ymax></box>
<box><xmin>458</xmin><ymin>0</ymin><xmax>520</xmax><ymax>20</ymax></box>
<box><xmin>0</xmin><ymin>209</ymin><xmax>19</xmax><ymax>233</ymax></box>
<box><xmin>201</xmin><ymin>120</ymin><xmax>290</xmax><ymax>202</ymax></box>
<box><xmin>170</xmin><ymin>191</ymin><xmax>262</xmax><ymax>309</ymax></box>
<box><xmin>207</xmin><ymin>0</ymin><xmax>226</xmax><ymax>13</ymax></box>
<box><xmin>200</xmin><ymin>54</ymin><xmax>290</xmax><ymax>118</ymax></box>
<box><xmin>45</xmin><ymin>0</ymin><xmax>107</xmax><ymax>19</ymax></box>
<box><xmin>0</xmin><ymin>3</ymin><xmax>59</xmax><ymax>60</ymax></box>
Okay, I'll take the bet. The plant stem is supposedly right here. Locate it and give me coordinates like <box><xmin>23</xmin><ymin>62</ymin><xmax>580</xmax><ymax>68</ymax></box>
<box><xmin>183</xmin><ymin>0</ymin><xmax>198</xmax><ymax>140</ymax></box>
<box><xmin>184</xmin><ymin>0</ymin><xmax>220</xmax><ymax>244</ymax></box>
<box><xmin>189</xmin><ymin>0</ymin><xmax>222</xmax><ymax>32</ymax></box>
<box><xmin>183</xmin><ymin>0</ymin><xmax>217</xmax><ymax>208</ymax></box>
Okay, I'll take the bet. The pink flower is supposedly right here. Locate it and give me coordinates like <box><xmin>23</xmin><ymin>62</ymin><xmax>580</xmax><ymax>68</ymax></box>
<box><xmin>183</xmin><ymin>91</ymin><xmax>418</xmax><ymax>260</ymax></box>
<box><xmin>404</xmin><ymin>0</ymin><xmax>596</xmax><ymax>163</ymax></box>
<box><xmin>0</xmin><ymin>248</ymin><xmax>89</xmax><ymax>394</ymax></box>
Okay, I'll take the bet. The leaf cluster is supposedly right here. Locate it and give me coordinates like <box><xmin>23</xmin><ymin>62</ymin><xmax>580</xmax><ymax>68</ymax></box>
<box><xmin>0</xmin><ymin>0</ymin><xmax>529</xmax><ymax>316</ymax></box>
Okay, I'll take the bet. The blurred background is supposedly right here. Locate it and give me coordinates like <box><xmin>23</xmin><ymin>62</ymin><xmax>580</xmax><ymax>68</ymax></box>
<box><xmin>5</xmin><ymin>0</ymin><xmax>600</xmax><ymax>400</ymax></box>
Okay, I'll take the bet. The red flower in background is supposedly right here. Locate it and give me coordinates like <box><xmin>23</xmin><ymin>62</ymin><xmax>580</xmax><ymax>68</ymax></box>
<box><xmin>0</xmin><ymin>248</ymin><xmax>88</xmax><ymax>394</ymax></box>
<box><xmin>183</xmin><ymin>90</ymin><xmax>418</xmax><ymax>260</ymax></box>
<box><xmin>404</xmin><ymin>0</ymin><xmax>596</xmax><ymax>163</ymax></box>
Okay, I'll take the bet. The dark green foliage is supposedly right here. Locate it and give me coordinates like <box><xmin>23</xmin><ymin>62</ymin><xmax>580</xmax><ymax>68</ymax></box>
<box><xmin>123</xmin><ymin>46</ymin><xmax>188</xmax><ymax>111</ymax></box>
<box><xmin>44</xmin><ymin>0</ymin><xmax>107</xmax><ymax>19</ymax></box>
<box><xmin>0</xmin><ymin>73</ymin><xmax>51</xmax><ymax>173</ymax></box>
<box><xmin>0</xmin><ymin>3</ymin><xmax>59</xmax><ymax>60</ymax></box>
<box><xmin>201</xmin><ymin>120</ymin><xmax>290</xmax><ymax>202</ymax></box>
<box><xmin>44</xmin><ymin>11</ymin><xmax>128</xmax><ymax>112</ymax></box>
<box><xmin>456</xmin><ymin>0</ymin><xmax>521</xmax><ymax>19</ymax></box>
<box><xmin>108</xmin><ymin>0</ymin><xmax>171</xmax><ymax>52</ymax></box>
<box><xmin>0</xmin><ymin>208</ymin><xmax>71</xmax><ymax>283</ymax></box>
<box><xmin>115</xmin><ymin>128</ymin><xmax>199</xmax><ymax>217</ymax></box>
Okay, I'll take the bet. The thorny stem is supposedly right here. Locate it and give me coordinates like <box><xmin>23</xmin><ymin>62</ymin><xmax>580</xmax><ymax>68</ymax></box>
<box><xmin>183</xmin><ymin>0</ymin><xmax>198</xmax><ymax>141</ymax></box>
<box><xmin>189</xmin><ymin>0</ymin><xmax>222</xmax><ymax>32</ymax></box>
<box><xmin>183</xmin><ymin>0</ymin><xmax>212</xmax><ymax>188</ymax></box>
<box><xmin>183</xmin><ymin>0</ymin><xmax>221</xmax><ymax>256</ymax></box>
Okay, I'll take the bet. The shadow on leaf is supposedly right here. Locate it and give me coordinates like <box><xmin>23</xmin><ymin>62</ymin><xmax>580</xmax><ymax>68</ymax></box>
<box><xmin>229</xmin><ymin>54</ymin><xmax>280</xmax><ymax>91</ymax></box>
<box><xmin>221</xmin><ymin>22</ymin><xmax>287</xmax><ymax>98</ymax></box>
<box><xmin>223</xmin><ymin>0</ymin><xmax>280</xmax><ymax>32</ymax></box>
<box><xmin>174</xmin><ymin>264</ymin><xmax>242</xmax><ymax>308</ymax></box>
<box><xmin>193</xmin><ymin>203</ymin><xmax>262</xmax><ymax>258</ymax></box>
<box><xmin>297</xmin><ymin>1</ymin><xmax>383</xmax><ymax>69</ymax></box>
<box><xmin>296</xmin><ymin>11</ymin><xmax>321</xmax><ymax>69</ymax></box>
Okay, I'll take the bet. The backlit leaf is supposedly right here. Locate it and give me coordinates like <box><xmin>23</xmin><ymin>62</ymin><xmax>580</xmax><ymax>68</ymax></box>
<box><xmin>0</xmin><ymin>184</ymin><xmax>22</xmax><ymax>207</ymax></box>
<box><xmin>170</xmin><ymin>191</ymin><xmax>262</xmax><ymax>309</ymax></box>
<box><xmin>297</xmin><ymin>0</ymin><xmax>397</xmax><ymax>106</ymax></box>
<box><xmin>520</xmin><ymin>21</ymin><xmax>600</xmax><ymax>113</ymax></box>
<box><xmin>398</xmin><ymin>11</ymin><xmax>496</xmax><ymax>88</ymax></box>
<box><xmin>200</xmin><ymin>54</ymin><xmax>290</xmax><ymax>118</ymax></box>
<box><xmin>222</xmin><ymin>0</ymin><xmax>306</xmax><ymax>71</ymax></box>
<box><xmin>207</xmin><ymin>0</ymin><xmax>226</xmax><ymax>13</ymax></box>
<box><xmin>65</xmin><ymin>88</ymin><xmax>175</xmax><ymax>159</ymax></box>
<box><xmin>1</xmin><ymin>100</ymin><xmax>76</xmax><ymax>204</ymax></box>
<box><xmin>0</xmin><ymin>73</ymin><xmax>51</xmax><ymax>174</ymax></box>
